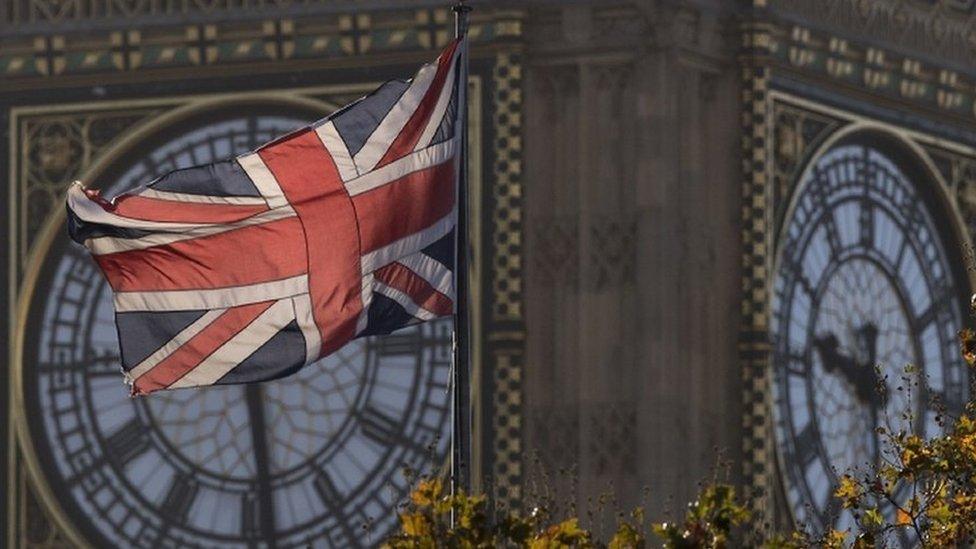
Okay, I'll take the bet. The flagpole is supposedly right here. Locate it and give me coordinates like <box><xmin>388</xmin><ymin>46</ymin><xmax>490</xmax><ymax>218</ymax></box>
<box><xmin>451</xmin><ymin>0</ymin><xmax>472</xmax><ymax>498</ymax></box>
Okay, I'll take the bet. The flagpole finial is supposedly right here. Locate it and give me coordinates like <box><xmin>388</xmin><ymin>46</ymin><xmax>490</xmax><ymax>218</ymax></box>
<box><xmin>453</xmin><ymin>0</ymin><xmax>472</xmax><ymax>38</ymax></box>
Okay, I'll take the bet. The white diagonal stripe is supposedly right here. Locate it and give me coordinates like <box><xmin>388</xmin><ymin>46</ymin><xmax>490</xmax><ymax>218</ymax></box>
<box><xmin>353</xmin><ymin>57</ymin><xmax>440</xmax><ymax>173</ymax></box>
<box><xmin>315</xmin><ymin>120</ymin><xmax>359</xmax><ymax>182</ymax></box>
<box><xmin>345</xmin><ymin>138</ymin><xmax>457</xmax><ymax>197</ymax></box>
<box><xmin>167</xmin><ymin>299</ymin><xmax>295</xmax><ymax>389</ymax></box>
<box><xmin>360</xmin><ymin>212</ymin><xmax>455</xmax><ymax>274</ymax></box>
<box><xmin>87</xmin><ymin>205</ymin><xmax>297</xmax><ymax>255</ymax></box>
<box><xmin>374</xmin><ymin>281</ymin><xmax>437</xmax><ymax>321</ymax></box>
<box><xmin>355</xmin><ymin>272</ymin><xmax>375</xmax><ymax>336</ymax></box>
<box><xmin>413</xmin><ymin>53</ymin><xmax>458</xmax><ymax>151</ymax></box>
<box><xmin>137</xmin><ymin>188</ymin><xmax>268</xmax><ymax>206</ymax></box>
<box><xmin>291</xmin><ymin>292</ymin><xmax>322</xmax><ymax>364</ymax></box>
<box><xmin>397</xmin><ymin>252</ymin><xmax>454</xmax><ymax>300</ymax></box>
<box><xmin>237</xmin><ymin>153</ymin><xmax>289</xmax><ymax>209</ymax></box>
<box><xmin>114</xmin><ymin>275</ymin><xmax>308</xmax><ymax>312</ymax></box>
<box><xmin>67</xmin><ymin>183</ymin><xmax>212</xmax><ymax>232</ymax></box>
<box><xmin>128</xmin><ymin>309</ymin><xmax>225</xmax><ymax>380</ymax></box>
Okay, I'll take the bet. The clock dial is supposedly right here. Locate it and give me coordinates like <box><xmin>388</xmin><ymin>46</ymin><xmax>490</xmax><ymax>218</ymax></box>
<box><xmin>771</xmin><ymin>141</ymin><xmax>968</xmax><ymax>535</ymax></box>
<box><xmin>25</xmin><ymin>112</ymin><xmax>453</xmax><ymax>547</ymax></box>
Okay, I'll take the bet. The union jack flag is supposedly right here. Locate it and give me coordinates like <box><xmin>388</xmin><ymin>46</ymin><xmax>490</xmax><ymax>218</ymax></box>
<box><xmin>66</xmin><ymin>40</ymin><xmax>464</xmax><ymax>396</ymax></box>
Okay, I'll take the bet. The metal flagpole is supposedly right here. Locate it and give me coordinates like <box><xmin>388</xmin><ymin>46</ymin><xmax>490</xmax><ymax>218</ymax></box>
<box><xmin>451</xmin><ymin>0</ymin><xmax>472</xmax><ymax>497</ymax></box>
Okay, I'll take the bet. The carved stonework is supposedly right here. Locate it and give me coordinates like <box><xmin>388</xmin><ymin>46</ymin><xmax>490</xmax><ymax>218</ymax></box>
<box><xmin>1</xmin><ymin>0</ymin><xmax>447</xmax><ymax>28</ymax></box>
<box><xmin>524</xmin><ymin>401</ymin><xmax>636</xmax><ymax>499</ymax></box>
<box><xmin>744</xmin><ymin>5</ymin><xmax>976</xmax><ymax>127</ymax></box>
<box><xmin>16</xmin><ymin>108</ymin><xmax>162</xmax><ymax>271</ymax></box>
<box><xmin>526</xmin><ymin>3</ymin><xmax>726</xmax><ymax>62</ymax></box>
<box><xmin>584</xmin><ymin>402</ymin><xmax>636</xmax><ymax>477</ymax></box>
<box><xmin>770</xmin><ymin>103</ymin><xmax>842</xmax><ymax>224</ymax></box>
<box><xmin>528</xmin><ymin>216</ymin><xmax>579</xmax><ymax>288</ymax></box>
<box><xmin>24</xmin><ymin>480</ymin><xmax>71</xmax><ymax>549</ymax></box>
<box><xmin>1</xmin><ymin>7</ymin><xmax>524</xmax><ymax>83</ymax></box>
<box><xmin>772</xmin><ymin>0</ymin><xmax>976</xmax><ymax>68</ymax></box>
<box><xmin>592</xmin><ymin>5</ymin><xmax>651</xmax><ymax>45</ymax></box>
<box><xmin>585</xmin><ymin>215</ymin><xmax>637</xmax><ymax>292</ymax></box>
<box><xmin>954</xmin><ymin>169</ymin><xmax>976</xmax><ymax>237</ymax></box>
<box><xmin>927</xmin><ymin>148</ymin><xmax>976</xmax><ymax>238</ymax></box>
<box><xmin>526</xmin><ymin>404</ymin><xmax>580</xmax><ymax>474</ymax></box>
<box><xmin>24</xmin><ymin>111</ymin><xmax>154</xmax><ymax>187</ymax></box>
<box><xmin>527</xmin><ymin>215</ymin><xmax>636</xmax><ymax>293</ymax></box>
<box><xmin>27</xmin><ymin>121</ymin><xmax>83</xmax><ymax>184</ymax></box>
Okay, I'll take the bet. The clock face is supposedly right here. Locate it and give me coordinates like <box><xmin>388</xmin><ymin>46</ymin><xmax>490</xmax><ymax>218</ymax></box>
<box><xmin>771</xmin><ymin>141</ymin><xmax>968</xmax><ymax>534</ymax></box>
<box><xmin>25</xmin><ymin>112</ymin><xmax>453</xmax><ymax>548</ymax></box>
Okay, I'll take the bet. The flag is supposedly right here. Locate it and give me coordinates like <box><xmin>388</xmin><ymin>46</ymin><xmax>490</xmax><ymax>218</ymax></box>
<box><xmin>66</xmin><ymin>40</ymin><xmax>464</xmax><ymax>396</ymax></box>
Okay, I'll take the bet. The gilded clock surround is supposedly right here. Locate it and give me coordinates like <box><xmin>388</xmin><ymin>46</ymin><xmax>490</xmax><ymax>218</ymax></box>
<box><xmin>738</xmin><ymin>0</ymin><xmax>976</xmax><ymax>531</ymax></box>
<box><xmin>771</xmin><ymin>123</ymin><xmax>973</xmax><ymax>533</ymax></box>
<box><xmin>4</xmin><ymin>9</ymin><xmax>526</xmax><ymax>545</ymax></box>
<box><xmin>749</xmin><ymin>96</ymin><xmax>976</xmax><ymax>530</ymax></box>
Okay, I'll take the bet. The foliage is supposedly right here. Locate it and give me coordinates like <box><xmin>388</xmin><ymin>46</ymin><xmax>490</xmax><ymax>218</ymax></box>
<box><xmin>382</xmin><ymin>477</ymin><xmax>595</xmax><ymax>548</ymax></box>
<box><xmin>384</xmin><ymin>329</ymin><xmax>976</xmax><ymax>548</ymax></box>
<box><xmin>383</xmin><ymin>475</ymin><xmax>747</xmax><ymax>548</ymax></box>
<box><xmin>651</xmin><ymin>484</ymin><xmax>749</xmax><ymax>548</ymax></box>
<box><xmin>816</xmin><ymin>328</ymin><xmax>976</xmax><ymax>547</ymax></box>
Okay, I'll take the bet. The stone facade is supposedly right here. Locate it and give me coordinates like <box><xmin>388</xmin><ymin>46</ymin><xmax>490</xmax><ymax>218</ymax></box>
<box><xmin>521</xmin><ymin>1</ymin><xmax>743</xmax><ymax>520</ymax></box>
<box><xmin>5</xmin><ymin>0</ymin><xmax>976</xmax><ymax>545</ymax></box>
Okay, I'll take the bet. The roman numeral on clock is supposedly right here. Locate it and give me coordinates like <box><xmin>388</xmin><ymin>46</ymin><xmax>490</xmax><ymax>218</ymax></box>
<box><xmin>241</xmin><ymin>492</ymin><xmax>260</xmax><ymax>538</ymax></box>
<box><xmin>313</xmin><ymin>469</ymin><xmax>360</xmax><ymax>546</ymax></box>
<box><xmin>163</xmin><ymin>473</ymin><xmax>199</xmax><ymax>523</ymax></box>
<box><xmin>105</xmin><ymin>419</ymin><xmax>151</xmax><ymax>466</ymax></box>
<box><xmin>313</xmin><ymin>469</ymin><xmax>343</xmax><ymax>505</ymax></box>
<box><xmin>358</xmin><ymin>405</ymin><xmax>403</xmax><ymax>445</ymax></box>
<box><xmin>795</xmin><ymin>423</ymin><xmax>820</xmax><ymax>468</ymax></box>
<box><xmin>859</xmin><ymin>202</ymin><xmax>874</xmax><ymax>246</ymax></box>
<box><xmin>377</xmin><ymin>333</ymin><xmax>421</xmax><ymax>356</ymax></box>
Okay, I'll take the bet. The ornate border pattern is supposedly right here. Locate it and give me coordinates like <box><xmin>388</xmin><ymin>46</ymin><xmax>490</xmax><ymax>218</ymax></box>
<box><xmin>0</xmin><ymin>9</ymin><xmax>522</xmax><ymax>82</ymax></box>
<box><xmin>771</xmin><ymin>0</ymin><xmax>976</xmax><ymax>73</ymax></box>
<box><xmin>1</xmin><ymin>0</ymin><xmax>461</xmax><ymax>28</ymax></box>
<box><xmin>767</xmin><ymin>19</ymin><xmax>976</xmax><ymax>123</ymax></box>
<box><xmin>486</xmin><ymin>51</ymin><xmax>524</xmax><ymax>508</ymax></box>
<box><xmin>11</xmin><ymin>107</ymin><xmax>164</xmax><ymax>279</ymax></box>
<box><xmin>739</xmin><ymin>8</ymin><xmax>777</xmax><ymax>534</ymax></box>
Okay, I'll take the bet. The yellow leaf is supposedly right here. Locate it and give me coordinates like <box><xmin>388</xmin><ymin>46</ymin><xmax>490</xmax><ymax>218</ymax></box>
<box><xmin>823</xmin><ymin>529</ymin><xmax>848</xmax><ymax>549</ymax></box>
<box><xmin>411</xmin><ymin>478</ymin><xmax>443</xmax><ymax>507</ymax></box>
<box><xmin>834</xmin><ymin>475</ymin><xmax>862</xmax><ymax>508</ymax></box>
<box><xmin>400</xmin><ymin>512</ymin><xmax>430</xmax><ymax>537</ymax></box>
<box><xmin>960</xmin><ymin>328</ymin><xmax>976</xmax><ymax>366</ymax></box>
<box><xmin>863</xmin><ymin>508</ymin><xmax>883</xmax><ymax>527</ymax></box>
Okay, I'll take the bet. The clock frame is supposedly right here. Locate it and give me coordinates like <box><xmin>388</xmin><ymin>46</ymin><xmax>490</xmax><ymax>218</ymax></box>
<box><xmin>771</xmin><ymin>128</ymin><xmax>973</xmax><ymax>536</ymax></box>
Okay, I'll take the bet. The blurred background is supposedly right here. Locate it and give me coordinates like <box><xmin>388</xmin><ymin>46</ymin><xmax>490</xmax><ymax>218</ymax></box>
<box><xmin>4</xmin><ymin>0</ymin><xmax>976</xmax><ymax>546</ymax></box>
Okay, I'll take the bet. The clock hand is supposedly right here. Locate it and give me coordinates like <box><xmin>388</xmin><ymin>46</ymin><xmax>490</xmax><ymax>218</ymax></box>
<box><xmin>858</xmin><ymin>323</ymin><xmax>879</xmax><ymax>366</ymax></box>
<box><xmin>853</xmin><ymin>323</ymin><xmax>883</xmax><ymax>411</ymax></box>
<box><xmin>813</xmin><ymin>333</ymin><xmax>853</xmax><ymax>377</ymax></box>
<box><xmin>813</xmin><ymin>328</ymin><xmax>882</xmax><ymax>409</ymax></box>
<box><xmin>857</xmin><ymin>323</ymin><xmax>884</xmax><ymax>462</ymax></box>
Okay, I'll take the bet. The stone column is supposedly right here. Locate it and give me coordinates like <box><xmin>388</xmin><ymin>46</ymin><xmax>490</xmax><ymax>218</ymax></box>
<box><xmin>522</xmin><ymin>0</ymin><xmax>742</xmax><ymax>524</ymax></box>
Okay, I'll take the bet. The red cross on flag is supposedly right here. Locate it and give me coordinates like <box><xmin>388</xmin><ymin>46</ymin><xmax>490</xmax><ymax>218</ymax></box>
<box><xmin>66</xmin><ymin>40</ymin><xmax>465</xmax><ymax>396</ymax></box>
